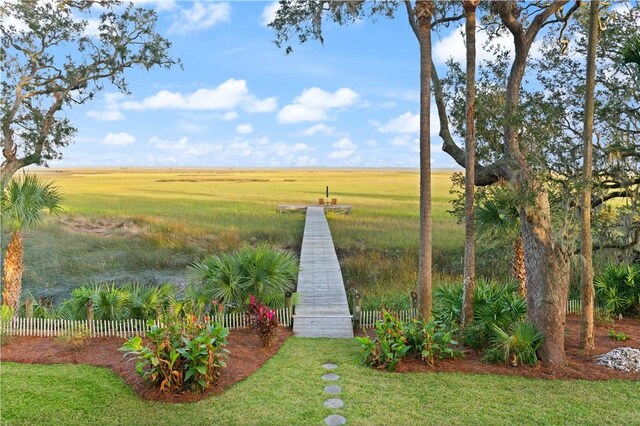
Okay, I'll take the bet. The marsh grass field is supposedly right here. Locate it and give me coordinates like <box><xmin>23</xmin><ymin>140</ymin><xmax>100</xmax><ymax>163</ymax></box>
<box><xmin>5</xmin><ymin>168</ymin><xmax>481</xmax><ymax>309</ymax></box>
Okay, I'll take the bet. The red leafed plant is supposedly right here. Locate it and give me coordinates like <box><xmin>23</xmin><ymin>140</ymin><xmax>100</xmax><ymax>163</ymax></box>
<box><xmin>247</xmin><ymin>295</ymin><xmax>279</xmax><ymax>347</ymax></box>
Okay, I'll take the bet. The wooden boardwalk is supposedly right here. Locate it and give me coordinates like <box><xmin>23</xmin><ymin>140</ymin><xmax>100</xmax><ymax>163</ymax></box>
<box><xmin>293</xmin><ymin>206</ymin><xmax>353</xmax><ymax>338</ymax></box>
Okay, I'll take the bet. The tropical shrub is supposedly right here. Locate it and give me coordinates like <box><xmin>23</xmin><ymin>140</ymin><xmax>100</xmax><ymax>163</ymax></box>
<box><xmin>189</xmin><ymin>244</ymin><xmax>299</xmax><ymax>309</ymax></box>
<box><xmin>595</xmin><ymin>264</ymin><xmax>640</xmax><ymax>317</ymax></box>
<box><xmin>435</xmin><ymin>280</ymin><xmax>526</xmax><ymax>349</ymax></box>
<box><xmin>60</xmin><ymin>282</ymin><xmax>176</xmax><ymax>321</ymax></box>
<box><xmin>356</xmin><ymin>310</ymin><xmax>462</xmax><ymax>371</ymax></box>
<box><xmin>247</xmin><ymin>295</ymin><xmax>280</xmax><ymax>347</ymax></box>
<box><xmin>483</xmin><ymin>322</ymin><xmax>544</xmax><ymax>366</ymax></box>
<box><xmin>404</xmin><ymin>318</ymin><xmax>463</xmax><ymax>366</ymax></box>
<box><xmin>355</xmin><ymin>310</ymin><xmax>410</xmax><ymax>371</ymax></box>
<box><xmin>120</xmin><ymin>303</ymin><xmax>229</xmax><ymax>393</ymax></box>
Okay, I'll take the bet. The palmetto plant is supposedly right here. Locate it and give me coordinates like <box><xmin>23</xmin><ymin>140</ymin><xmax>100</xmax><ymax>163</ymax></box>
<box><xmin>1</xmin><ymin>175</ymin><xmax>62</xmax><ymax>311</ymax></box>
<box><xmin>189</xmin><ymin>244</ymin><xmax>299</xmax><ymax>309</ymax></box>
<box><xmin>622</xmin><ymin>35</ymin><xmax>640</xmax><ymax>68</ymax></box>
<box><xmin>475</xmin><ymin>196</ymin><xmax>526</xmax><ymax>296</ymax></box>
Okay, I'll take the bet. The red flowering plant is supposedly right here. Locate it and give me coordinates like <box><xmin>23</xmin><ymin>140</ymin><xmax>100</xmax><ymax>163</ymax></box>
<box><xmin>247</xmin><ymin>295</ymin><xmax>280</xmax><ymax>347</ymax></box>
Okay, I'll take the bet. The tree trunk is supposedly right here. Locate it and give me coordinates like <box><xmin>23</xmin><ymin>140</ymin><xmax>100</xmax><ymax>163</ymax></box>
<box><xmin>2</xmin><ymin>231</ymin><xmax>24</xmax><ymax>311</ymax></box>
<box><xmin>521</xmin><ymin>193</ymin><xmax>570</xmax><ymax>365</ymax></box>
<box><xmin>416</xmin><ymin>0</ymin><xmax>434</xmax><ymax>320</ymax></box>
<box><xmin>461</xmin><ymin>0</ymin><xmax>479</xmax><ymax>328</ymax></box>
<box><xmin>0</xmin><ymin>160</ymin><xmax>23</xmax><ymax>191</ymax></box>
<box><xmin>512</xmin><ymin>236</ymin><xmax>526</xmax><ymax>297</ymax></box>
<box><xmin>580</xmin><ymin>0</ymin><xmax>599</xmax><ymax>352</ymax></box>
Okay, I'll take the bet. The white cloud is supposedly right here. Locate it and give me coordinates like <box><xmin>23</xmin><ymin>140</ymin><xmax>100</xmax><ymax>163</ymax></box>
<box><xmin>300</xmin><ymin>123</ymin><xmax>336</xmax><ymax>136</ymax></box>
<box><xmin>122</xmin><ymin>79</ymin><xmax>275</xmax><ymax>113</ymax></box>
<box><xmin>278</xmin><ymin>87</ymin><xmax>359</xmax><ymax>123</ymax></box>
<box><xmin>149</xmin><ymin>136</ymin><xmax>223</xmax><ymax>158</ymax></box>
<box><xmin>86</xmin><ymin>93</ymin><xmax>126</xmax><ymax>121</ymax></box>
<box><xmin>261</xmin><ymin>1</ymin><xmax>279</xmax><ymax>26</ymax></box>
<box><xmin>433</xmin><ymin>24</ymin><xmax>543</xmax><ymax>66</ymax></box>
<box><xmin>236</xmin><ymin>123</ymin><xmax>254</xmax><ymax>134</ymax></box>
<box><xmin>169</xmin><ymin>2</ymin><xmax>231</xmax><ymax>34</ymax></box>
<box><xmin>244</xmin><ymin>96</ymin><xmax>278</xmax><ymax>113</ymax></box>
<box><xmin>221</xmin><ymin>111</ymin><xmax>239</xmax><ymax>121</ymax></box>
<box><xmin>131</xmin><ymin>0</ymin><xmax>177</xmax><ymax>11</ymax></box>
<box><xmin>332</xmin><ymin>137</ymin><xmax>356</xmax><ymax>150</ymax></box>
<box><xmin>375</xmin><ymin>111</ymin><xmax>420</xmax><ymax>134</ymax></box>
<box><xmin>102</xmin><ymin>132</ymin><xmax>136</xmax><ymax>145</ymax></box>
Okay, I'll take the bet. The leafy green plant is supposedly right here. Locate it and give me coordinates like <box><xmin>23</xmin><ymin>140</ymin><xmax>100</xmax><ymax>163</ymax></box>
<box><xmin>120</xmin><ymin>304</ymin><xmax>229</xmax><ymax>393</ymax></box>
<box><xmin>595</xmin><ymin>264</ymin><xmax>640</xmax><ymax>317</ymax></box>
<box><xmin>355</xmin><ymin>310</ymin><xmax>410</xmax><ymax>371</ymax></box>
<box><xmin>189</xmin><ymin>244</ymin><xmax>299</xmax><ymax>309</ymax></box>
<box><xmin>0</xmin><ymin>305</ymin><xmax>14</xmax><ymax>346</ymax></box>
<box><xmin>247</xmin><ymin>295</ymin><xmax>280</xmax><ymax>347</ymax></box>
<box><xmin>434</xmin><ymin>280</ymin><xmax>526</xmax><ymax>350</ymax></box>
<box><xmin>607</xmin><ymin>329</ymin><xmax>630</xmax><ymax>341</ymax></box>
<box><xmin>404</xmin><ymin>319</ymin><xmax>463</xmax><ymax>366</ymax></box>
<box><xmin>484</xmin><ymin>322</ymin><xmax>544</xmax><ymax>367</ymax></box>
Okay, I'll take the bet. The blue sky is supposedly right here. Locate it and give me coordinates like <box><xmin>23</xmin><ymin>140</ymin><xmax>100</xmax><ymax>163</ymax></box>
<box><xmin>50</xmin><ymin>1</ymin><xmax>498</xmax><ymax>169</ymax></box>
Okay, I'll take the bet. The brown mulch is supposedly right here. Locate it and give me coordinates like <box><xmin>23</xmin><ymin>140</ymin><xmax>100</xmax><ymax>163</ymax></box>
<box><xmin>390</xmin><ymin>315</ymin><xmax>640</xmax><ymax>380</ymax></box>
<box><xmin>0</xmin><ymin>327</ymin><xmax>292</xmax><ymax>403</ymax></box>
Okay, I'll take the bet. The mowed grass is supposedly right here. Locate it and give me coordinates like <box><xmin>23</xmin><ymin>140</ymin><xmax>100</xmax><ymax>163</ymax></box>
<box><xmin>10</xmin><ymin>168</ymin><xmax>465</xmax><ymax>306</ymax></box>
<box><xmin>2</xmin><ymin>338</ymin><xmax>639</xmax><ymax>425</ymax></box>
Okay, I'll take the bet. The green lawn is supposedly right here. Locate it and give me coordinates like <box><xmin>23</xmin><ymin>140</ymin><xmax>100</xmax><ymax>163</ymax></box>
<box><xmin>11</xmin><ymin>168</ymin><xmax>471</xmax><ymax>308</ymax></box>
<box><xmin>2</xmin><ymin>338</ymin><xmax>639</xmax><ymax>425</ymax></box>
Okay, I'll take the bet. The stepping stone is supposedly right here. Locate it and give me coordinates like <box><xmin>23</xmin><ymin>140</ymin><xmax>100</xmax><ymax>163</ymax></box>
<box><xmin>324</xmin><ymin>398</ymin><xmax>344</xmax><ymax>409</ymax></box>
<box><xmin>321</xmin><ymin>373</ymin><xmax>339</xmax><ymax>381</ymax></box>
<box><xmin>324</xmin><ymin>414</ymin><xmax>347</xmax><ymax>426</ymax></box>
<box><xmin>324</xmin><ymin>385</ymin><xmax>342</xmax><ymax>395</ymax></box>
<box><xmin>322</xmin><ymin>363</ymin><xmax>338</xmax><ymax>370</ymax></box>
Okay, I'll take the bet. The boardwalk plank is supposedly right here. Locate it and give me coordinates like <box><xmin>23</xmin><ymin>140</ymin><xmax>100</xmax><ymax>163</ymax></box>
<box><xmin>293</xmin><ymin>207</ymin><xmax>353</xmax><ymax>338</ymax></box>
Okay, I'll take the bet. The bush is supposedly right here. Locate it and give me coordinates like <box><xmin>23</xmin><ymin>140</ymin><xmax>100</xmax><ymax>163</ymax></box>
<box><xmin>247</xmin><ymin>295</ymin><xmax>280</xmax><ymax>347</ymax></box>
<box><xmin>189</xmin><ymin>244</ymin><xmax>299</xmax><ymax>310</ymax></box>
<box><xmin>434</xmin><ymin>280</ymin><xmax>526</xmax><ymax>349</ymax></box>
<box><xmin>120</xmin><ymin>303</ymin><xmax>229</xmax><ymax>393</ymax></box>
<box><xmin>484</xmin><ymin>322</ymin><xmax>543</xmax><ymax>366</ymax></box>
<box><xmin>355</xmin><ymin>310</ymin><xmax>410</xmax><ymax>371</ymax></box>
<box><xmin>0</xmin><ymin>305</ymin><xmax>14</xmax><ymax>346</ymax></box>
<box><xmin>56</xmin><ymin>325</ymin><xmax>90</xmax><ymax>350</ymax></box>
<box><xmin>355</xmin><ymin>310</ymin><xmax>462</xmax><ymax>371</ymax></box>
<box><xmin>61</xmin><ymin>282</ymin><xmax>177</xmax><ymax>321</ymax></box>
<box><xmin>404</xmin><ymin>318</ymin><xmax>463</xmax><ymax>366</ymax></box>
<box><xmin>595</xmin><ymin>264</ymin><xmax>640</xmax><ymax>317</ymax></box>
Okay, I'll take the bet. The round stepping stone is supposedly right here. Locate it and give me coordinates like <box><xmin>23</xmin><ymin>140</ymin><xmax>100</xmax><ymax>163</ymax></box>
<box><xmin>321</xmin><ymin>373</ymin><xmax>339</xmax><ymax>381</ymax></box>
<box><xmin>323</xmin><ymin>398</ymin><xmax>344</xmax><ymax>409</ymax></box>
<box><xmin>324</xmin><ymin>385</ymin><xmax>342</xmax><ymax>395</ymax></box>
<box><xmin>322</xmin><ymin>363</ymin><xmax>338</xmax><ymax>370</ymax></box>
<box><xmin>324</xmin><ymin>414</ymin><xmax>347</xmax><ymax>426</ymax></box>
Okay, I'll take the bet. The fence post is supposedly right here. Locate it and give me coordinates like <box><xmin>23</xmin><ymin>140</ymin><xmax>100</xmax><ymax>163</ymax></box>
<box><xmin>25</xmin><ymin>299</ymin><xmax>34</xmax><ymax>318</ymax></box>
<box><xmin>285</xmin><ymin>291</ymin><xmax>293</xmax><ymax>327</ymax></box>
<box><xmin>87</xmin><ymin>301</ymin><xmax>94</xmax><ymax>322</ymax></box>
<box><xmin>353</xmin><ymin>290</ymin><xmax>361</xmax><ymax>328</ymax></box>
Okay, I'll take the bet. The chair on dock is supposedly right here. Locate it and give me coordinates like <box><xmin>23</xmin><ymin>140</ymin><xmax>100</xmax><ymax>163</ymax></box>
<box><xmin>331</xmin><ymin>198</ymin><xmax>337</xmax><ymax>206</ymax></box>
<box><xmin>319</xmin><ymin>198</ymin><xmax>325</xmax><ymax>205</ymax></box>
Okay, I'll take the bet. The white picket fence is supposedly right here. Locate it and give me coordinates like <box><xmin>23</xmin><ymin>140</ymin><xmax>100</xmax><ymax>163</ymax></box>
<box><xmin>0</xmin><ymin>308</ymin><xmax>293</xmax><ymax>339</ymax></box>
<box><xmin>358</xmin><ymin>299</ymin><xmax>583</xmax><ymax>329</ymax></box>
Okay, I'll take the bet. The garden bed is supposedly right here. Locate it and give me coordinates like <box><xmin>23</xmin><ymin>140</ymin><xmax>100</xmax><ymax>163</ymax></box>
<box><xmin>389</xmin><ymin>315</ymin><xmax>640</xmax><ymax>380</ymax></box>
<box><xmin>0</xmin><ymin>327</ymin><xmax>292</xmax><ymax>403</ymax></box>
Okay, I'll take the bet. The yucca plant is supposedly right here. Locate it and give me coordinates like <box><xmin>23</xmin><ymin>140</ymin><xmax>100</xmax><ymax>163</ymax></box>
<box><xmin>485</xmin><ymin>321</ymin><xmax>544</xmax><ymax>366</ymax></box>
<box><xmin>189</xmin><ymin>244</ymin><xmax>298</xmax><ymax>309</ymax></box>
<box><xmin>1</xmin><ymin>175</ymin><xmax>62</xmax><ymax>311</ymax></box>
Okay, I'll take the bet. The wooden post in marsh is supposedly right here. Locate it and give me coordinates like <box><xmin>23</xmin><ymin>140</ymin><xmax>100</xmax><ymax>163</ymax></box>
<box><xmin>352</xmin><ymin>290</ymin><xmax>362</xmax><ymax>328</ymax></box>
<box><xmin>25</xmin><ymin>298</ymin><xmax>33</xmax><ymax>318</ymax></box>
<box><xmin>87</xmin><ymin>301</ymin><xmax>94</xmax><ymax>321</ymax></box>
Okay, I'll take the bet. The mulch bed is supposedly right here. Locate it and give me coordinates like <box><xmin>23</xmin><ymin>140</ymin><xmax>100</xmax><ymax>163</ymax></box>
<box><xmin>390</xmin><ymin>315</ymin><xmax>640</xmax><ymax>380</ymax></box>
<box><xmin>0</xmin><ymin>327</ymin><xmax>292</xmax><ymax>403</ymax></box>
